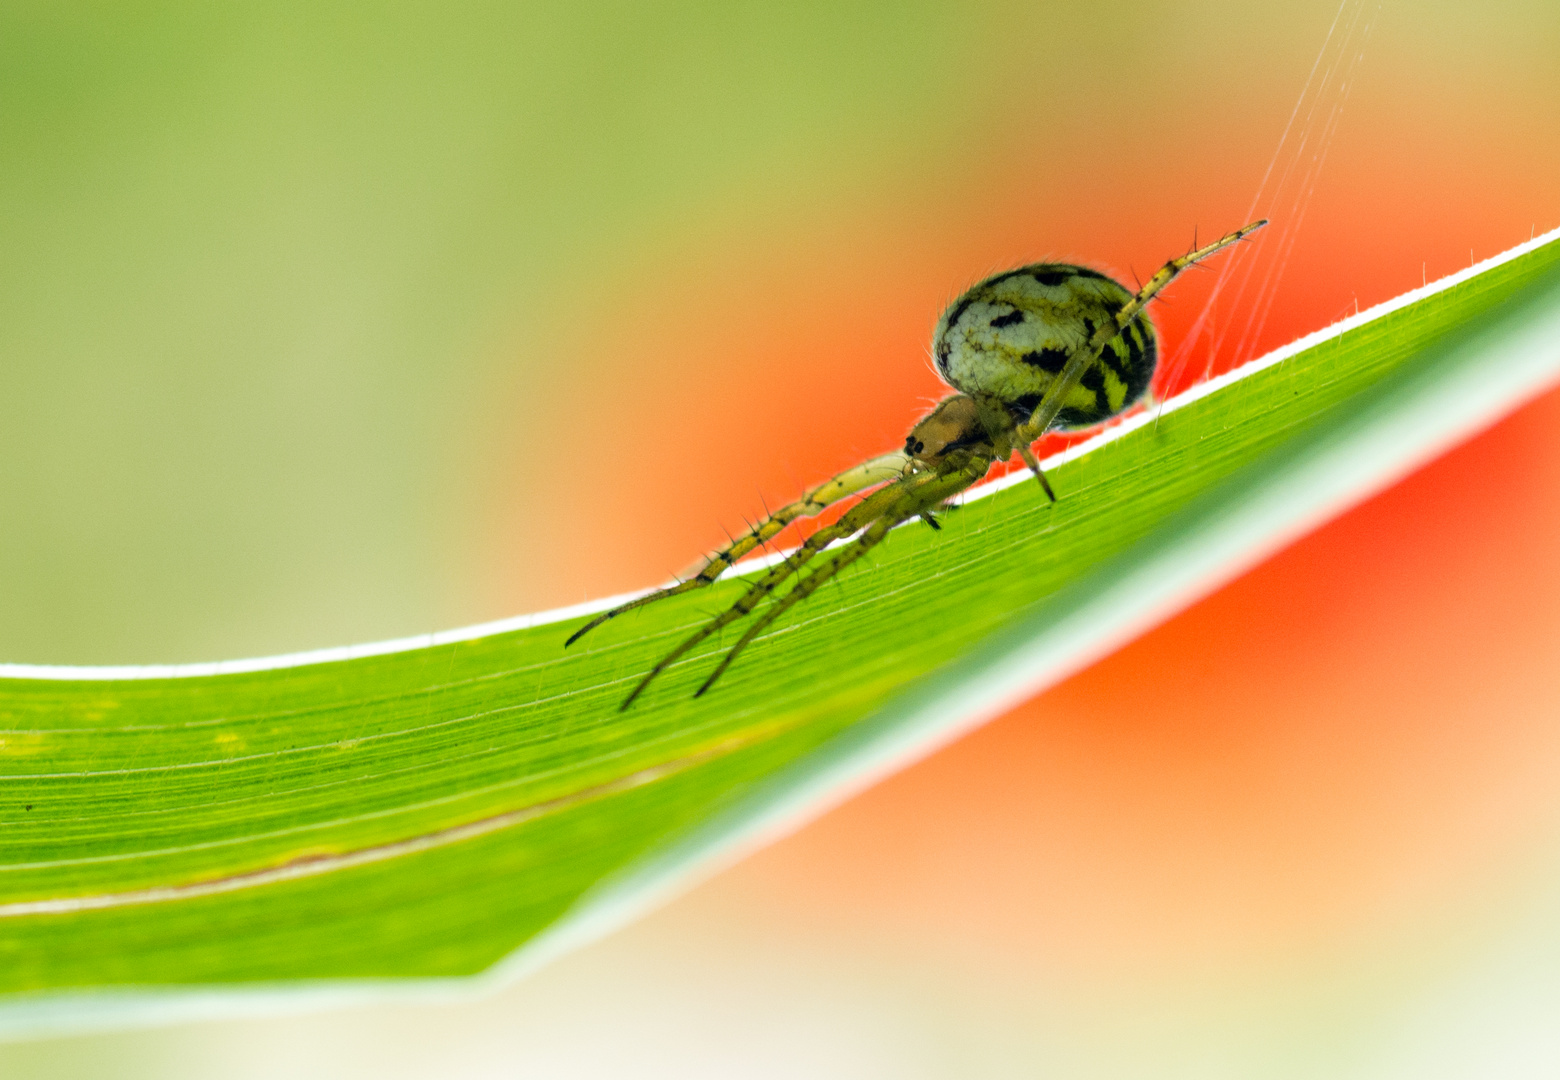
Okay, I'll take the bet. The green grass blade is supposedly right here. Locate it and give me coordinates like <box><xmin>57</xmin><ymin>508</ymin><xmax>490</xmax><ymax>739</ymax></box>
<box><xmin>4</xmin><ymin>228</ymin><xmax>1560</xmax><ymax>1034</ymax></box>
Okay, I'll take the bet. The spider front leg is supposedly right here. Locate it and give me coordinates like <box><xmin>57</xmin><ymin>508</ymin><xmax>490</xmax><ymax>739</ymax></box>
<box><xmin>692</xmin><ymin>455</ymin><xmax>993</xmax><ymax>697</ymax></box>
<box><xmin>565</xmin><ymin>450</ymin><xmax>910</xmax><ymax>647</ymax></box>
<box><xmin>619</xmin><ymin>469</ymin><xmax>942</xmax><ymax>709</ymax></box>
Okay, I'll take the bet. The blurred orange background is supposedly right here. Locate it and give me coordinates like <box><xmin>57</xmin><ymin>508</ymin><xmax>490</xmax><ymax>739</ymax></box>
<box><xmin>2</xmin><ymin>0</ymin><xmax>1558</xmax><ymax>1075</ymax></box>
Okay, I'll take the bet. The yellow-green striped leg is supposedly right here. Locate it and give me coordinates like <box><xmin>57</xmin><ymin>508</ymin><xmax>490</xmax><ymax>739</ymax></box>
<box><xmin>619</xmin><ymin>470</ymin><xmax>935</xmax><ymax>709</ymax></box>
<box><xmin>1014</xmin><ymin>220</ymin><xmax>1268</xmax><ymax>449</ymax></box>
<box><xmin>692</xmin><ymin>455</ymin><xmax>993</xmax><ymax>699</ymax></box>
<box><xmin>567</xmin><ymin>450</ymin><xmax>909</xmax><ymax>648</ymax></box>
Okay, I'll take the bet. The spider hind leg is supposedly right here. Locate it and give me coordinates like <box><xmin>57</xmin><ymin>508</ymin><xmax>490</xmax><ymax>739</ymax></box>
<box><xmin>564</xmin><ymin>451</ymin><xmax>909</xmax><ymax>648</ymax></box>
<box><xmin>690</xmin><ymin>456</ymin><xmax>991</xmax><ymax>700</ymax></box>
<box><xmin>618</xmin><ymin>474</ymin><xmax>918</xmax><ymax>709</ymax></box>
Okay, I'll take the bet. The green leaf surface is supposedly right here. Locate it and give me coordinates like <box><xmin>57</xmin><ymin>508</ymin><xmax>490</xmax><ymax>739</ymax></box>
<box><xmin>4</xmin><ymin>229</ymin><xmax>1560</xmax><ymax>1033</ymax></box>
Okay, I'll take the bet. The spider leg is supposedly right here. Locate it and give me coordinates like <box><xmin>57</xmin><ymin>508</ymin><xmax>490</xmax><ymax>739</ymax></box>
<box><xmin>1014</xmin><ymin>442</ymin><xmax>1056</xmax><ymax>503</ymax></box>
<box><xmin>1014</xmin><ymin>220</ymin><xmax>1267</xmax><ymax>447</ymax></box>
<box><xmin>618</xmin><ymin>474</ymin><xmax>923</xmax><ymax>709</ymax></box>
<box><xmin>566</xmin><ymin>450</ymin><xmax>910</xmax><ymax>647</ymax></box>
<box><xmin>692</xmin><ymin>456</ymin><xmax>991</xmax><ymax>698</ymax></box>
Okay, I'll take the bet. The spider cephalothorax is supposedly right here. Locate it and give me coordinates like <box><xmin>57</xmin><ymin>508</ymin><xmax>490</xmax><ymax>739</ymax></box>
<box><xmin>566</xmin><ymin>221</ymin><xmax>1267</xmax><ymax>707</ymax></box>
<box><xmin>903</xmin><ymin>394</ymin><xmax>1000</xmax><ymax>462</ymax></box>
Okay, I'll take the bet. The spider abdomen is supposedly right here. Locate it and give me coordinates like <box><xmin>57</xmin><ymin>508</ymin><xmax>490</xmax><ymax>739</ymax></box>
<box><xmin>933</xmin><ymin>264</ymin><xmax>1157</xmax><ymax>431</ymax></box>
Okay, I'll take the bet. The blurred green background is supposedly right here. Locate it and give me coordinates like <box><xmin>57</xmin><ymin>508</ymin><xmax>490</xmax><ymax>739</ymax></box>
<box><xmin>4</xmin><ymin>0</ymin><xmax>1132</xmax><ymax>663</ymax></box>
<box><xmin>4</xmin><ymin>0</ymin><xmax>1560</xmax><ymax>1076</ymax></box>
<box><xmin>0</xmin><ymin>0</ymin><xmax>971</xmax><ymax>661</ymax></box>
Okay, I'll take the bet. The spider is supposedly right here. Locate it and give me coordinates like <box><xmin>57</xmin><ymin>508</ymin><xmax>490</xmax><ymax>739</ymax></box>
<box><xmin>567</xmin><ymin>219</ymin><xmax>1267</xmax><ymax>709</ymax></box>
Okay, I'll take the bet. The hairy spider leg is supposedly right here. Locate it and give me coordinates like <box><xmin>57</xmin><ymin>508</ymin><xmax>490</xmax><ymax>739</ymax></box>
<box><xmin>1014</xmin><ymin>220</ymin><xmax>1268</xmax><ymax>448</ymax></box>
<box><xmin>618</xmin><ymin>472</ymin><xmax>931</xmax><ymax>709</ymax></box>
<box><xmin>692</xmin><ymin>455</ymin><xmax>992</xmax><ymax>699</ymax></box>
<box><xmin>566</xmin><ymin>450</ymin><xmax>911</xmax><ymax>647</ymax></box>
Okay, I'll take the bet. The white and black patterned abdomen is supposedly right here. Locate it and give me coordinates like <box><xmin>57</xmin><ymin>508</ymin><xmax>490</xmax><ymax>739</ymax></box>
<box><xmin>933</xmin><ymin>264</ymin><xmax>1156</xmax><ymax>431</ymax></box>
